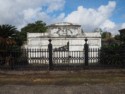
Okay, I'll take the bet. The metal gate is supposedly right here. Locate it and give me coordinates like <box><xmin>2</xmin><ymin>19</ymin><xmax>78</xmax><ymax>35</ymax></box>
<box><xmin>53</xmin><ymin>50</ymin><xmax>84</xmax><ymax>65</ymax></box>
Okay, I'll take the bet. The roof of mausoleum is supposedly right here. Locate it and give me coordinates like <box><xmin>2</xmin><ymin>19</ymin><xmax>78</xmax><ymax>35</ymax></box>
<box><xmin>48</xmin><ymin>22</ymin><xmax>81</xmax><ymax>27</ymax></box>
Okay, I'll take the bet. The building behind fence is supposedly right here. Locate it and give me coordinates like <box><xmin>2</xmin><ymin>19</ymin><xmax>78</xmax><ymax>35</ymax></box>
<box><xmin>0</xmin><ymin>38</ymin><xmax>103</xmax><ymax>70</ymax></box>
<box><xmin>24</xmin><ymin>22</ymin><xmax>101</xmax><ymax>51</ymax></box>
<box><xmin>1</xmin><ymin>38</ymin><xmax>125</xmax><ymax>70</ymax></box>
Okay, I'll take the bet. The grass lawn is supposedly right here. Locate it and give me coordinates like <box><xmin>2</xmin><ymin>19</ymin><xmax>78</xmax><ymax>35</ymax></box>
<box><xmin>0</xmin><ymin>69</ymin><xmax>125</xmax><ymax>85</ymax></box>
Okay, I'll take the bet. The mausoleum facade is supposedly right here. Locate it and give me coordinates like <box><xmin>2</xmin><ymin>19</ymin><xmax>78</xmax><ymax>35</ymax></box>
<box><xmin>26</xmin><ymin>22</ymin><xmax>101</xmax><ymax>51</ymax></box>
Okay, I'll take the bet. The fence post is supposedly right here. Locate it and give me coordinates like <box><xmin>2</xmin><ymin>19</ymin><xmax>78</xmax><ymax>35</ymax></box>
<box><xmin>84</xmin><ymin>38</ymin><xmax>89</xmax><ymax>66</ymax></box>
<box><xmin>48</xmin><ymin>39</ymin><xmax>53</xmax><ymax>70</ymax></box>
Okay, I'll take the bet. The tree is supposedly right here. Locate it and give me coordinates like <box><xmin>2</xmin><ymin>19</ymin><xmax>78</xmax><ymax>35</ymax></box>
<box><xmin>0</xmin><ymin>24</ymin><xmax>22</xmax><ymax>49</ymax></box>
<box><xmin>20</xmin><ymin>20</ymin><xmax>47</xmax><ymax>41</ymax></box>
<box><xmin>114</xmin><ymin>34</ymin><xmax>121</xmax><ymax>41</ymax></box>
<box><xmin>100</xmin><ymin>44</ymin><xmax>122</xmax><ymax>66</ymax></box>
<box><xmin>101</xmin><ymin>31</ymin><xmax>112</xmax><ymax>39</ymax></box>
<box><xmin>0</xmin><ymin>24</ymin><xmax>23</xmax><ymax>66</ymax></box>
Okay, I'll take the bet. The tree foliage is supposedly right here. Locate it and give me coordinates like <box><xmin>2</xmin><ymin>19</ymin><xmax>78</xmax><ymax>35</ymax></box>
<box><xmin>0</xmin><ymin>24</ymin><xmax>22</xmax><ymax>49</ymax></box>
<box><xmin>20</xmin><ymin>20</ymin><xmax>47</xmax><ymax>41</ymax></box>
<box><xmin>100</xmin><ymin>44</ymin><xmax>123</xmax><ymax>66</ymax></box>
<box><xmin>0</xmin><ymin>24</ymin><xmax>23</xmax><ymax>66</ymax></box>
<box><xmin>101</xmin><ymin>31</ymin><xmax>112</xmax><ymax>39</ymax></box>
<box><xmin>114</xmin><ymin>34</ymin><xmax>121</xmax><ymax>41</ymax></box>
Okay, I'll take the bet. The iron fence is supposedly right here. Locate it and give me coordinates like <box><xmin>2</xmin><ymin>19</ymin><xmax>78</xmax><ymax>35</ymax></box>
<box><xmin>89</xmin><ymin>48</ymin><xmax>100</xmax><ymax>64</ymax></box>
<box><xmin>0</xmin><ymin>39</ymin><xmax>125</xmax><ymax>70</ymax></box>
<box><xmin>1</xmin><ymin>47</ymin><xmax>123</xmax><ymax>70</ymax></box>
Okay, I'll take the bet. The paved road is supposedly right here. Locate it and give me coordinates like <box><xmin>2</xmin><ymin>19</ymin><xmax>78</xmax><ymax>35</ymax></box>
<box><xmin>0</xmin><ymin>84</ymin><xmax>125</xmax><ymax>94</ymax></box>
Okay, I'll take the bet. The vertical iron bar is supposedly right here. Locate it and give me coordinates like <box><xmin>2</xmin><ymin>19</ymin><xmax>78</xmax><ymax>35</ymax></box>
<box><xmin>84</xmin><ymin>38</ymin><xmax>89</xmax><ymax>66</ymax></box>
<box><xmin>48</xmin><ymin>39</ymin><xmax>53</xmax><ymax>70</ymax></box>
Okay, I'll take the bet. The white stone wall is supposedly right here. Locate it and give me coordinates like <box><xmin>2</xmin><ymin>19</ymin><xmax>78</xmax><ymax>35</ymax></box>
<box><xmin>25</xmin><ymin>22</ymin><xmax>101</xmax><ymax>64</ymax></box>
<box><xmin>27</xmin><ymin>34</ymin><xmax>101</xmax><ymax>50</ymax></box>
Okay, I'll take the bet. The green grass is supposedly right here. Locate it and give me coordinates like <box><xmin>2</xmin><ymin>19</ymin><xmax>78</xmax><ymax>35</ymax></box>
<box><xmin>0</xmin><ymin>70</ymin><xmax>125</xmax><ymax>85</ymax></box>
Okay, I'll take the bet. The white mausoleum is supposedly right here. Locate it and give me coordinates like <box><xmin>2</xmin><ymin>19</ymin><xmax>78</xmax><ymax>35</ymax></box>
<box><xmin>26</xmin><ymin>22</ymin><xmax>101</xmax><ymax>51</ymax></box>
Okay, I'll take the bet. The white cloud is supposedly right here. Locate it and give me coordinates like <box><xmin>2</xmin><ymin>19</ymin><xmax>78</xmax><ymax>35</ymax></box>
<box><xmin>0</xmin><ymin>0</ymin><xmax>124</xmax><ymax>35</ymax></box>
<box><xmin>121</xmin><ymin>23</ymin><xmax>125</xmax><ymax>29</ymax></box>
<box><xmin>64</xmin><ymin>1</ymin><xmax>117</xmax><ymax>34</ymax></box>
<box><xmin>46</xmin><ymin>0</ymin><xmax>65</xmax><ymax>12</ymax></box>
<box><xmin>100</xmin><ymin>20</ymin><xmax>116</xmax><ymax>30</ymax></box>
<box><xmin>0</xmin><ymin>0</ymin><xmax>65</xmax><ymax>29</ymax></box>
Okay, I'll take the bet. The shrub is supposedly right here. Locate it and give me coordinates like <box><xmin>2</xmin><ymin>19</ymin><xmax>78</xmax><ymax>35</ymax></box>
<box><xmin>100</xmin><ymin>44</ymin><xmax>122</xmax><ymax>66</ymax></box>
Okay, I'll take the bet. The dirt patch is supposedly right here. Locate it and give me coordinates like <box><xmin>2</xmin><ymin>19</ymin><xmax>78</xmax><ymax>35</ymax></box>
<box><xmin>0</xmin><ymin>69</ymin><xmax>125</xmax><ymax>94</ymax></box>
<box><xmin>0</xmin><ymin>84</ymin><xmax>125</xmax><ymax>94</ymax></box>
<box><xmin>0</xmin><ymin>69</ymin><xmax>125</xmax><ymax>85</ymax></box>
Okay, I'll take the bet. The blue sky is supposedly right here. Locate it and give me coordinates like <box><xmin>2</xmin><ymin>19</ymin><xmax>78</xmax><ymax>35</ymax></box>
<box><xmin>0</xmin><ymin>0</ymin><xmax>125</xmax><ymax>34</ymax></box>
<box><xmin>64</xmin><ymin>0</ymin><xmax>125</xmax><ymax>23</ymax></box>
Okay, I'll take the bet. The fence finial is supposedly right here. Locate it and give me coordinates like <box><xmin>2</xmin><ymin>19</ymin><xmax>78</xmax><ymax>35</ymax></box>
<box><xmin>84</xmin><ymin>38</ymin><xmax>88</xmax><ymax>43</ymax></box>
<box><xmin>48</xmin><ymin>39</ymin><xmax>52</xmax><ymax>43</ymax></box>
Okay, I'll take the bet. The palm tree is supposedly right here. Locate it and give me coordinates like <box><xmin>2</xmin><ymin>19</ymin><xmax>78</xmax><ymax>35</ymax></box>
<box><xmin>0</xmin><ymin>24</ymin><xmax>17</xmax><ymax>49</ymax></box>
<box><xmin>0</xmin><ymin>24</ymin><xmax>21</xmax><ymax>66</ymax></box>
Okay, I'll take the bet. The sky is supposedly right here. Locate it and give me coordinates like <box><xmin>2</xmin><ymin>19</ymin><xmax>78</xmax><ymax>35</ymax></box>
<box><xmin>0</xmin><ymin>0</ymin><xmax>125</xmax><ymax>34</ymax></box>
